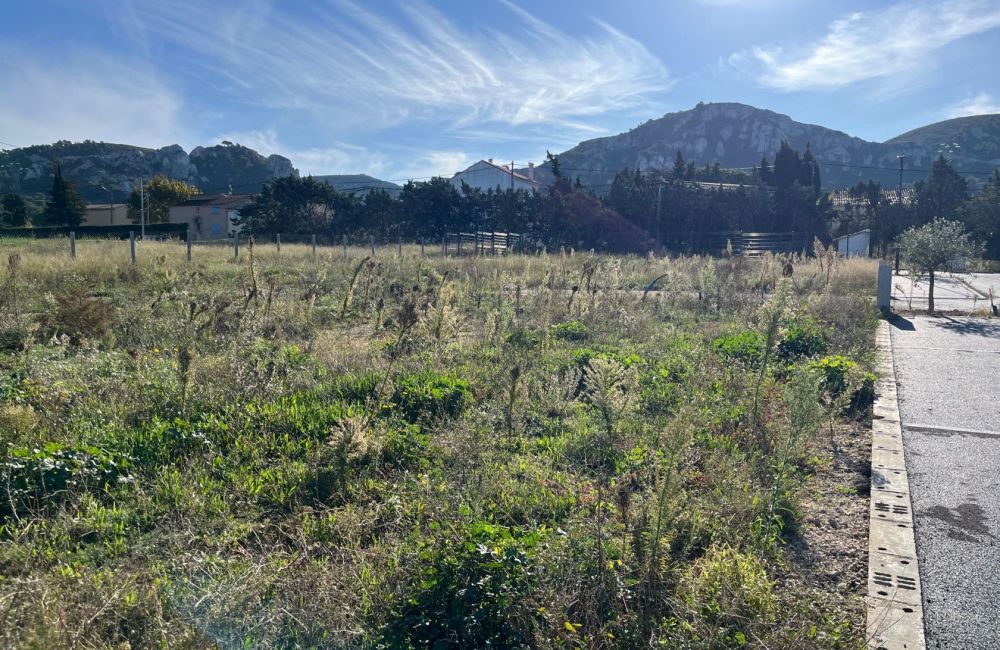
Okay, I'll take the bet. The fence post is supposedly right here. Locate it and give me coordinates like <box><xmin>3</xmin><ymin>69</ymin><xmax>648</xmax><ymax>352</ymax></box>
<box><xmin>491</xmin><ymin>232</ymin><xmax>496</xmax><ymax>255</ymax></box>
<box><xmin>129</xmin><ymin>231</ymin><xmax>136</xmax><ymax>265</ymax></box>
<box><xmin>342</xmin><ymin>234</ymin><xmax>348</xmax><ymax>259</ymax></box>
<box><xmin>397</xmin><ymin>236</ymin><xmax>402</xmax><ymax>257</ymax></box>
<box><xmin>312</xmin><ymin>234</ymin><xmax>317</xmax><ymax>258</ymax></box>
<box><xmin>233</xmin><ymin>233</ymin><xmax>239</xmax><ymax>259</ymax></box>
<box><xmin>276</xmin><ymin>233</ymin><xmax>281</xmax><ymax>254</ymax></box>
<box><xmin>442</xmin><ymin>235</ymin><xmax>447</xmax><ymax>256</ymax></box>
<box><xmin>69</xmin><ymin>231</ymin><xmax>76</xmax><ymax>259</ymax></box>
<box><xmin>370</xmin><ymin>235</ymin><xmax>375</xmax><ymax>255</ymax></box>
<box><xmin>421</xmin><ymin>238</ymin><xmax>425</xmax><ymax>257</ymax></box>
<box><xmin>458</xmin><ymin>235</ymin><xmax>463</xmax><ymax>255</ymax></box>
<box><xmin>187</xmin><ymin>228</ymin><xmax>192</xmax><ymax>261</ymax></box>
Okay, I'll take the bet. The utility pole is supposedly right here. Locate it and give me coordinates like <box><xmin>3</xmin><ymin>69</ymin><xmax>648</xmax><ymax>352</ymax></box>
<box><xmin>510</xmin><ymin>160</ymin><xmax>515</xmax><ymax>192</ymax></box>
<box><xmin>895</xmin><ymin>155</ymin><xmax>906</xmax><ymax>272</ymax></box>
<box><xmin>138</xmin><ymin>176</ymin><xmax>146</xmax><ymax>240</ymax></box>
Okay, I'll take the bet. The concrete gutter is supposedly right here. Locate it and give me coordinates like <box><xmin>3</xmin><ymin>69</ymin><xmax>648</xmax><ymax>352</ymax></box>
<box><xmin>866</xmin><ymin>320</ymin><xmax>925</xmax><ymax>649</ymax></box>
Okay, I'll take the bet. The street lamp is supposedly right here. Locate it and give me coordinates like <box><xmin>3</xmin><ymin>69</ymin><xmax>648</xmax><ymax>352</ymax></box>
<box><xmin>100</xmin><ymin>185</ymin><xmax>114</xmax><ymax>225</ymax></box>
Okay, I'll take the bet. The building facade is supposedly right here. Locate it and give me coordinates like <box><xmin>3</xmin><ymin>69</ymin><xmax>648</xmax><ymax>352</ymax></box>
<box><xmin>168</xmin><ymin>194</ymin><xmax>252</xmax><ymax>238</ymax></box>
<box><xmin>83</xmin><ymin>203</ymin><xmax>129</xmax><ymax>226</ymax></box>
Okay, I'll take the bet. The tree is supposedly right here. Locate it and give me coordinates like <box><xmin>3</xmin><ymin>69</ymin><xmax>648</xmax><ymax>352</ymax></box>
<box><xmin>128</xmin><ymin>175</ymin><xmax>199</xmax><ymax>224</ymax></box>
<box><xmin>42</xmin><ymin>166</ymin><xmax>86</xmax><ymax>227</ymax></box>
<box><xmin>960</xmin><ymin>169</ymin><xmax>1000</xmax><ymax>259</ymax></box>
<box><xmin>897</xmin><ymin>219</ymin><xmax>981</xmax><ymax>312</ymax></box>
<box><xmin>238</xmin><ymin>176</ymin><xmax>337</xmax><ymax>234</ymax></box>
<box><xmin>913</xmin><ymin>155</ymin><xmax>968</xmax><ymax>224</ymax></box>
<box><xmin>1</xmin><ymin>194</ymin><xmax>29</xmax><ymax>226</ymax></box>
<box><xmin>672</xmin><ymin>150</ymin><xmax>686</xmax><ymax>180</ymax></box>
<box><xmin>546</xmin><ymin>151</ymin><xmax>563</xmax><ymax>180</ymax></box>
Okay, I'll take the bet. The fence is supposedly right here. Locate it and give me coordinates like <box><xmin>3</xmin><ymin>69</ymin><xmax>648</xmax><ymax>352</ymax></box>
<box><xmin>659</xmin><ymin>231</ymin><xmax>812</xmax><ymax>257</ymax></box>
<box><xmin>443</xmin><ymin>231</ymin><xmax>524</xmax><ymax>255</ymax></box>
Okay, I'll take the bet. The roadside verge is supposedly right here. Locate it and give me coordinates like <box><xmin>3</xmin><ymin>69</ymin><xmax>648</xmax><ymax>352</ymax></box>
<box><xmin>866</xmin><ymin>320</ymin><xmax>925</xmax><ymax>649</ymax></box>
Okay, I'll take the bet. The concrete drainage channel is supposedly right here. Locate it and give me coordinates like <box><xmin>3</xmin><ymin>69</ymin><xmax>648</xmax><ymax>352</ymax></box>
<box><xmin>866</xmin><ymin>320</ymin><xmax>925</xmax><ymax>649</ymax></box>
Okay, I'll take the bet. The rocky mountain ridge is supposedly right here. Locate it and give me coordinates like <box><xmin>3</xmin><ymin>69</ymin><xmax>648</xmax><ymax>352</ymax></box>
<box><xmin>0</xmin><ymin>141</ymin><xmax>298</xmax><ymax>202</ymax></box>
<box><xmin>541</xmin><ymin>102</ymin><xmax>1000</xmax><ymax>191</ymax></box>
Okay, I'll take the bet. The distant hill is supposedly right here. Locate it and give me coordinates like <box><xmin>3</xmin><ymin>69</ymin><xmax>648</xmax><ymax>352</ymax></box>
<box><xmin>538</xmin><ymin>102</ymin><xmax>1000</xmax><ymax>191</ymax></box>
<box><xmin>312</xmin><ymin>174</ymin><xmax>402</xmax><ymax>196</ymax></box>
<box><xmin>0</xmin><ymin>140</ymin><xmax>298</xmax><ymax>203</ymax></box>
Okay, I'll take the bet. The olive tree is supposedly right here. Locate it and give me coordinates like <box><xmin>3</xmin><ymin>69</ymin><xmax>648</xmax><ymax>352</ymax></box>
<box><xmin>897</xmin><ymin>219</ymin><xmax>981</xmax><ymax>313</ymax></box>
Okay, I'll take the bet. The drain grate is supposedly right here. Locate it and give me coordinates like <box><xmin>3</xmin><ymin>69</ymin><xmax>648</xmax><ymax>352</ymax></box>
<box><xmin>875</xmin><ymin>502</ymin><xmax>909</xmax><ymax>515</ymax></box>
<box><xmin>873</xmin><ymin>571</ymin><xmax>917</xmax><ymax>591</ymax></box>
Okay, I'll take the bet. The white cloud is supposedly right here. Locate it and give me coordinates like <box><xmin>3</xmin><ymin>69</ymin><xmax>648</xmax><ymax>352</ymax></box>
<box><xmin>215</xmin><ymin>128</ymin><xmax>470</xmax><ymax>180</ymax></box>
<box><xmin>947</xmin><ymin>92</ymin><xmax>1000</xmax><ymax>117</ymax></box>
<box><xmin>110</xmin><ymin>0</ymin><xmax>669</xmax><ymax>135</ymax></box>
<box><xmin>0</xmin><ymin>44</ymin><xmax>186</xmax><ymax>148</ymax></box>
<box><xmin>731</xmin><ymin>0</ymin><xmax>1000</xmax><ymax>92</ymax></box>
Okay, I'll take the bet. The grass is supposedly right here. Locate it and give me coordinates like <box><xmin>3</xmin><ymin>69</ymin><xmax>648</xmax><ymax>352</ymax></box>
<box><xmin>0</xmin><ymin>237</ymin><xmax>879</xmax><ymax>648</ymax></box>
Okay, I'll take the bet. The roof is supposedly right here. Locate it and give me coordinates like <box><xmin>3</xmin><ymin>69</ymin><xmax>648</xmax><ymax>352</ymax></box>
<box><xmin>834</xmin><ymin>229</ymin><xmax>871</xmax><ymax>241</ymax></box>
<box><xmin>85</xmin><ymin>203</ymin><xmax>127</xmax><ymax>209</ymax></box>
<box><xmin>680</xmin><ymin>181</ymin><xmax>752</xmax><ymax>192</ymax></box>
<box><xmin>830</xmin><ymin>187</ymin><xmax>914</xmax><ymax>208</ymax></box>
<box><xmin>453</xmin><ymin>160</ymin><xmax>539</xmax><ymax>187</ymax></box>
<box><xmin>172</xmin><ymin>193</ymin><xmax>253</xmax><ymax>209</ymax></box>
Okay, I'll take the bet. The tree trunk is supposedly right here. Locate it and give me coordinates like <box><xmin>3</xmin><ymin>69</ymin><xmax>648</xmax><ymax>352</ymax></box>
<box><xmin>928</xmin><ymin>269</ymin><xmax>935</xmax><ymax>313</ymax></box>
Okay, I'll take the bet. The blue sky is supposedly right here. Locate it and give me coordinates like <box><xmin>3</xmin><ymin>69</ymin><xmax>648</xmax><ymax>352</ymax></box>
<box><xmin>2</xmin><ymin>0</ymin><xmax>1000</xmax><ymax>181</ymax></box>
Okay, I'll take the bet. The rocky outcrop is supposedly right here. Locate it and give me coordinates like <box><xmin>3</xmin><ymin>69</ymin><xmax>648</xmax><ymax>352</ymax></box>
<box><xmin>542</xmin><ymin>102</ymin><xmax>1000</xmax><ymax>191</ymax></box>
<box><xmin>0</xmin><ymin>140</ymin><xmax>298</xmax><ymax>202</ymax></box>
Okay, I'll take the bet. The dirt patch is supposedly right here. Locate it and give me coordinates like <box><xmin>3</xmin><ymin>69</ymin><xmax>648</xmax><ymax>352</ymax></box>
<box><xmin>779</xmin><ymin>419</ymin><xmax>871</xmax><ymax>643</ymax></box>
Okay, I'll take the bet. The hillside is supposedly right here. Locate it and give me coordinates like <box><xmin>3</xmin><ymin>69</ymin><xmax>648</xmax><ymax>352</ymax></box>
<box><xmin>540</xmin><ymin>102</ymin><xmax>1000</xmax><ymax>191</ymax></box>
<box><xmin>312</xmin><ymin>174</ymin><xmax>402</xmax><ymax>196</ymax></box>
<box><xmin>0</xmin><ymin>141</ymin><xmax>297</xmax><ymax>203</ymax></box>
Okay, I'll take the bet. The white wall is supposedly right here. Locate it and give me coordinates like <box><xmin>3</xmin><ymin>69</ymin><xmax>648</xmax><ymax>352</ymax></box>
<box><xmin>452</xmin><ymin>161</ymin><xmax>536</xmax><ymax>193</ymax></box>
<box><xmin>835</xmin><ymin>230</ymin><xmax>870</xmax><ymax>257</ymax></box>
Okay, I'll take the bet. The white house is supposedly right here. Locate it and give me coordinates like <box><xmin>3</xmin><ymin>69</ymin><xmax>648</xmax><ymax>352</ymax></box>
<box><xmin>451</xmin><ymin>160</ymin><xmax>540</xmax><ymax>193</ymax></box>
<box><xmin>834</xmin><ymin>229</ymin><xmax>870</xmax><ymax>258</ymax></box>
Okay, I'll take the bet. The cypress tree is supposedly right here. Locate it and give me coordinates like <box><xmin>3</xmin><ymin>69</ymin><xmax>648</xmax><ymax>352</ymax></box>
<box><xmin>43</xmin><ymin>165</ymin><xmax>85</xmax><ymax>227</ymax></box>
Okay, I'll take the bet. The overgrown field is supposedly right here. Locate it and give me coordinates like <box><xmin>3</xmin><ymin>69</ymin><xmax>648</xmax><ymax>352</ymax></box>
<box><xmin>0</xmin><ymin>239</ymin><xmax>879</xmax><ymax>648</ymax></box>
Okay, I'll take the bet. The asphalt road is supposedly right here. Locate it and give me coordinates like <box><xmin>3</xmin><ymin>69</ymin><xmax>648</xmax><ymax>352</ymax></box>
<box><xmin>890</xmin><ymin>315</ymin><xmax>1000</xmax><ymax>649</ymax></box>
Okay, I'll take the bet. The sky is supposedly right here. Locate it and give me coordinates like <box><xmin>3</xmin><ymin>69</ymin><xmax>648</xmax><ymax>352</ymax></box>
<box><xmin>2</xmin><ymin>0</ymin><xmax>1000</xmax><ymax>182</ymax></box>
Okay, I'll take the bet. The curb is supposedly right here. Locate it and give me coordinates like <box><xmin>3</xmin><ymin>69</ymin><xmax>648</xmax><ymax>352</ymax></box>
<box><xmin>866</xmin><ymin>320</ymin><xmax>925</xmax><ymax>650</ymax></box>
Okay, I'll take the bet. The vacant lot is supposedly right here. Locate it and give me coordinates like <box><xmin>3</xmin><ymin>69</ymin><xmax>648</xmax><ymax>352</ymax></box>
<box><xmin>0</xmin><ymin>239</ymin><xmax>878</xmax><ymax>648</ymax></box>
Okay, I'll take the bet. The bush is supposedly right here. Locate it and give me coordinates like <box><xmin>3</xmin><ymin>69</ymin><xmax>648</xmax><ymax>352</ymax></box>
<box><xmin>384</xmin><ymin>522</ymin><xmax>541</xmax><ymax>648</ymax></box>
<box><xmin>680</xmin><ymin>544</ymin><xmax>775</xmax><ymax>643</ymax></box>
<box><xmin>809</xmin><ymin>355</ymin><xmax>877</xmax><ymax>413</ymax></box>
<box><xmin>45</xmin><ymin>291</ymin><xmax>115</xmax><ymax>343</ymax></box>
<box><xmin>777</xmin><ymin>317</ymin><xmax>828</xmax><ymax>363</ymax></box>
<box><xmin>711</xmin><ymin>330</ymin><xmax>765</xmax><ymax>366</ymax></box>
<box><xmin>382</xmin><ymin>423</ymin><xmax>432</xmax><ymax>470</ymax></box>
<box><xmin>391</xmin><ymin>371</ymin><xmax>471</xmax><ymax>423</ymax></box>
<box><xmin>551</xmin><ymin>320</ymin><xmax>588</xmax><ymax>341</ymax></box>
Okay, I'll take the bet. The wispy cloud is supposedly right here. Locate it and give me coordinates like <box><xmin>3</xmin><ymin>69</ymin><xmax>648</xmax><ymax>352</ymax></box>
<box><xmin>216</xmin><ymin>128</ymin><xmax>471</xmax><ymax>180</ymax></box>
<box><xmin>730</xmin><ymin>0</ymin><xmax>1000</xmax><ymax>92</ymax></box>
<box><xmin>0</xmin><ymin>44</ymin><xmax>185</xmax><ymax>148</ymax></box>
<box><xmin>946</xmin><ymin>92</ymin><xmax>1000</xmax><ymax>118</ymax></box>
<box><xmin>112</xmin><ymin>0</ymin><xmax>669</xmax><ymax>135</ymax></box>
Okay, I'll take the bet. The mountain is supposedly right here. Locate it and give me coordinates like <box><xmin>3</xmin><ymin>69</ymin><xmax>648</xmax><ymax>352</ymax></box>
<box><xmin>312</xmin><ymin>174</ymin><xmax>402</xmax><ymax>196</ymax></box>
<box><xmin>539</xmin><ymin>102</ymin><xmax>1000</xmax><ymax>191</ymax></box>
<box><xmin>0</xmin><ymin>140</ymin><xmax>298</xmax><ymax>203</ymax></box>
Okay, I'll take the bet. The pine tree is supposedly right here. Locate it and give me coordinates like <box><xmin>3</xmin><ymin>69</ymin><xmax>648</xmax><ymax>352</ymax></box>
<box><xmin>43</xmin><ymin>165</ymin><xmax>85</xmax><ymax>227</ymax></box>
<box><xmin>672</xmin><ymin>150</ymin><xmax>686</xmax><ymax>180</ymax></box>
<box><xmin>758</xmin><ymin>154</ymin><xmax>771</xmax><ymax>185</ymax></box>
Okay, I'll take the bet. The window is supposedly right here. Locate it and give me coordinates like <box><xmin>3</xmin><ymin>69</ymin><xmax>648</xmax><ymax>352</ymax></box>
<box><xmin>211</xmin><ymin>206</ymin><xmax>221</xmax><ymax>214</ymax></box>
<box><xmin>211</xmin><ymin>222</ymin><xmax>221</xmax><ymax>235</ymax></box>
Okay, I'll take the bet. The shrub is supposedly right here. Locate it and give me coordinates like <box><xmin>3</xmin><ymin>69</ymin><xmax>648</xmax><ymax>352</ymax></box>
<box><xmin>551</xmin><ymin>320</ymin><xmax>588</xmax><ymax>341</ymax></box>
<box><xmin>680</xmin><ymin>544</ymin><xmax>775</xmax><ymax>642</ymax></box>
<box><xmin>382</xmin><ymin>423</ymin><xmax>432</xmax><ymax>470</ymax></box>
<box><xmin>45</xmin><ymin>291</ymin><xmax>115</xmax><ymax>343</ymax></box>
<box><xmin>776</xmin><ymin>317</ymin><xmax>828</xmax><ymax>363</ymax></box>
<box><xmin>391</xmin><ymin>371</ymin><xmax>471</xmax><ymax>424</ymax></box>
<box><xmin>809</xmin><ymin>355</ymin><xmax>877</xmax><ymax>413</ymax></box>
<box><xmin>711</xmin><ymin>330</ymin><xmax>765</xmax><ymax>366</ymax></box>
<box><xmin>384</xmin><ymin>522</ymin><xmax>541</xmax><ymax>648</ymax></box>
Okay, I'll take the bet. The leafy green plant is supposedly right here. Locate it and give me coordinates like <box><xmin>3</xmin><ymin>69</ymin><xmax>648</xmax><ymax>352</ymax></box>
<box><xmin>384</xmin><ymin>522</ymin><xmax>542</xmax><ymax>648</ymax></box>
<box><xmin>2</xmin><ymin>443</ymin><xmax>130</xmax><ymax>518</ymax></box>
<box><xmin>391</xmin><ymin>371</ymin><xmax>471</xmax><ymax>423</ymax></box>
<box><xmin>551</xmin><ymin>320</ymin><xmax>588</xmax><ymax>341</ymax></box>
<box><xmin>809</xmin><ymin>355</ymin><xmax>876</xmax><ymax>412</ymax></box>
<box><xmin>777</xmin><ymin>317</ymin><xmax>828</xmax><ymax>363</ymax></box>
<box><xmin>711</xmin><ymin>330</ymin><xmax>765</xmax><ymax>366</ymax></box>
